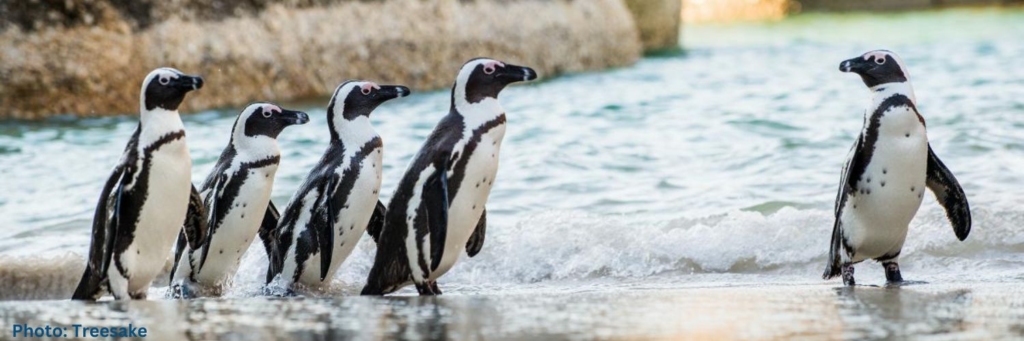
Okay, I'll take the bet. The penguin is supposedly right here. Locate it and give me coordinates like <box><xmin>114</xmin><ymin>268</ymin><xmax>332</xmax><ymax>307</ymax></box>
<box><xmin>823</xmin><ymin>50</ymin><xmax>971</xmax><ymax>286</ymax></box>
<box><xmin>72</xmin><ymin>67</ymin><xmax>204</xmax><ymax>300</ymax></box>
<box><xmin>362</xmin><ymin>58</ymin><xmax>536</xmax><ymax>296</ymax></box>
<box><xmin>265</xmin><ymin>81</ymin><xmax>410</xmax><ymax>291</ymax></box>
<box><xmin>168</xmin><ymin>103</ymin><xmax>309</xmax><ymax>298</ymax></box>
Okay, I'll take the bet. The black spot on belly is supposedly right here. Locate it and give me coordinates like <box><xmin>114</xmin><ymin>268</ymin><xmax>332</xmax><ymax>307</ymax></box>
<box><xmin>866</xmin><ymin>177</ymin><xmax>871</xmax><ymax>184</ymax></box>
<box><xmin>236</xmin><ymin>249</ymin><xmax>241</xmax><ymax>253</ymax></box>
<box><xmin>883</xmin><ymin>168</ymin><xmax>887</xmax><ymax>174</ymax></box>
<box><xmin>472</xmin><ymin>205</ymin><xmax>476</xmax><ymax>209</ymax></box>
<box><xmin>866</xmin><ymin>189</ymin><xmax>871</xmax><ymax>195</ymax></box>
<box><xmin>881</xmin><ymin>181</ymin><xmax>886</xmax><ymax>187</ymax></box>
<box><xmin>241</xmin><ymin>214</ymin><xmax>245</xmax><ymax>219</ymax></box>
<box><xmin>265</xmin><ymin>174</ymin><xmax>269</xmax><ymax>178</ymax></box>
<box><xmin>475</xmin><ymin>182</ymin><xmax>480</xmax><ymax>188</ymax></box>
<box><xmin>350</xmin><ymin>225</ymin><xmax>354</xmax><ymax>231</ymax></box>
<box><xmin>905</xmin><ymin>133</ymin><xmax>910</xmax><ymax>137</ymax></box>
<box><xmin>373</xmin><ymin>190</ymin><xmax>378</xmax><ymax>195</ymax></box>
<box><xmin>910</xmin><ymin>186</ymin><xmax>915</xmax><ymax>192</ymax></box>
<box><xmin>243</xmin><ymin>203</ymin><xmax>247</xmax><ymax>208</ymax></box>
<box><xmin>136</xmin><ymin>250</ymin><xmax>140</xmax><ymax>255</ymax></box>
<box><xmin>244</xmin><ymin>238</ymin><xmax>248</xmax><ymax>243</ymax></box>
<box><xmin>219</xmin><ymin>250</ymin><xmax>223</xmax><ymax>254</ymax></box>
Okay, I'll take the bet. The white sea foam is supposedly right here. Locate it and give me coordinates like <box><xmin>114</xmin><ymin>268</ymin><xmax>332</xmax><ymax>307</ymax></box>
<box><xmin>4</xmin><ymin>206</ymin><xmax>1020</xmax><ymax>300</ymax></box>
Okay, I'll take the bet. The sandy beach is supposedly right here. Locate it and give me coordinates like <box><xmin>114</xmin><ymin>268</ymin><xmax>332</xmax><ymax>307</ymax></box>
<box><xmin>1</xmin><ymin>278</ymin><xmax>1022</xmax><ymax>340</ymax></box>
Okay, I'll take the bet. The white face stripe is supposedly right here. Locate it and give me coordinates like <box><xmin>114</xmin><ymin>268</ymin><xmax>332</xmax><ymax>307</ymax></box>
<box><xmin>232</xmin><ymin>103</ymin><xmax>283</xmax><ymax>161</ymax></box>
<box><xmin>862</xmin><ymin>50</ymin><xmax>910</xmax><ymax>81</ymax></box>
<box><xmin>139</xmin><ymin>68</ymin><xmax>185</xmax><ymax>113</ymax></box>
<box><xmin>329</xmin><ymin>81</ymin><xmax>376</xmax><ymax>122</ymax></box>
<box><xmin>453</xmin><ymin>59</ymin><xmax>501</xmax><ymax>110</ymax></box>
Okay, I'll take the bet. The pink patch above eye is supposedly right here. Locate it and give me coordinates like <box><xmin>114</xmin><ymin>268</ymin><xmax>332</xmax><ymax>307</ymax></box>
<box><xmin>483</xmin><ymin>60</ymin><xmax>505</xmax><ymax>74</ymax></box>
<box><xmin>263</xmin><ymin>104</ymin><xmax>281</xmax><ymax>114</ymax></box>
<box><xmin>360</xmin><ymin>82</ymin><xmax>381</xmax><ymax>94</ymax></box>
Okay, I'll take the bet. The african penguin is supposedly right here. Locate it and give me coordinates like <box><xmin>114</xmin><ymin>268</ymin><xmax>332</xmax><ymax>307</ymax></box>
<box><xmin>72</xmin><ymin>67</ymin><xmax>204</xmax><ymax>300</ymax></box>
<box><xmin>823</xmin><ymin>50</ymin><xmax>971</xmax><ymax>286</ymax></box>
<box><xmin>168</xmin><ymin>103</ymin><xmax>309</xmax><ymax>298</ymax></box>
<box><xmin>265</xmin><ymin>81</ymin><xmax>409</xmax><ymax>291</ymax></box>
<box><xmin>362</xmin><ymin>58</ymin><xmax>537</xmax><ymax>296</ymax></box>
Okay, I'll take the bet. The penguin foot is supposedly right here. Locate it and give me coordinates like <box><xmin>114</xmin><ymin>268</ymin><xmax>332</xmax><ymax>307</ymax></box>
<box><xmin>416</xmin><ymin>281</ymin><xmax>441</xmax><ymax>296</ymax></box>
<box><xmin>129</xmin><ymin>290</ymin><xmax>147</xmax><ymax>300</ymax></box>
<box><xmin>883</xmin><ymin>261</ymin><xmax>903</xmax><ymax>283</ymax></box>
<box><xmin>841</xmin><ymin>263</ymin><xmax>855</xmax><ymax>286</ymax></box>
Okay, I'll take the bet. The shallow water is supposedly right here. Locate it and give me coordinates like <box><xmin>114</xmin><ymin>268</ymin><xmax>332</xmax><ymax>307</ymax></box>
<box><xmin>1</xmin><ymin>8</ymin><xmax>1023</xmax><ymax>303</ymax></box>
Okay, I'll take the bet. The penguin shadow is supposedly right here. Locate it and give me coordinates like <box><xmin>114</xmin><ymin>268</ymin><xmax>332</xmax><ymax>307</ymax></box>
<box><xmin>832</xmin><ymin>285</ymin><xmax>972</xmax><ymax>338</ymax></box>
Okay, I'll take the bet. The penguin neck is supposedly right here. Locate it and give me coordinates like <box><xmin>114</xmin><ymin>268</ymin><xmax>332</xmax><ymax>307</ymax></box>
<box><xmin>330</xmin><ymin>115</ymin><xmax>378</xmax><ymax>146</ymax></box>
<box><xmin>869</xmin><ymin>81</ymin><xmax>916</xmax><ymax>105</ymax></box>
<box><xmin>139</xmin><ymin>107</ymin><xmax>186</xmax><ymax>145</ymax></box>
<box><xmin>231</xmin><ymin>132</ymin><xmax>281</xmax><ymax>163</ymax></box>
<box><xmin>454</xmin><ymin>96</ymin><xmax>504</xmax><ymax>126</ymax></box>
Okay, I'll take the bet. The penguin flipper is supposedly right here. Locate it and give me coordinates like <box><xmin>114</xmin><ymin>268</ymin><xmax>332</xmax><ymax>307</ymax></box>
<box><xmin>258</xmin><ymin>201</ymin><xmax>281</xmax><ymax>275</ymax></box>
<box><xmin>73</xmin><ymin>165</ymin><xmax>127</xmax><ymax>300</ymax></box>
<box><xmin>925</xmin><ymin>145</ymin><xmax>971</xmax><ymax>241</ymax></box>
<box><xmin>169</xmin><ymin>230</ymin><xmax>187</xmax><ymax>285</ymax></box>
<box><xmin>183</xmin><ymin>184</ymin><xmax>209</xmax><ymax>250</ymax></box>
<box><xmin>425</xmin><ymin>160</ymin><xmax>450</xmax><ymax>272</ymax></box>
<box><xmin>466</xmin><ymin>209</ymin><xmax>486</xmax><ymax>257</ymax></box>
<box><xmin>317</xmin><ymin>176</ymin><xmax>338</xmax><ymax>281</ymax></box>
<box><xmin>198</xmin><ymin>175</ymin><xmax>227</xmax><ymax>273</ymax></box>
<box><xmin>366</xmin><ymin>200</ymin><xmax>386</xmax><ymax>244</ymax></box>
<box><xmin>824</xmin><ymin>137</ymin><xmax>862</xmax><ymax>281</ymax></box>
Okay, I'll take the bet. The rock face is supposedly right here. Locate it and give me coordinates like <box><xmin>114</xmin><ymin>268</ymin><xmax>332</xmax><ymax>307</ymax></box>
<box><xmin>0</xmin><ymin>0</ymin><xmax>644</xmax><ymax>119</ymax></box>
<box><xmin>623</xmin><ymin>0</ymin><xmax>682</xmax><ymax>52</ymax></box>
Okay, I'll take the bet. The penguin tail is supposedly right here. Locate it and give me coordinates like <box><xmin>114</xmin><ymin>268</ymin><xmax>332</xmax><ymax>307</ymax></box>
<box><xmin>361</xmin><ymin>251</ymin><xmax>411</xmax><ymax>296</ymax></box>
<box><xmin>72</xmin><ymin>265</ymin><xmax>103</xmax><ymax>300</ymax></box>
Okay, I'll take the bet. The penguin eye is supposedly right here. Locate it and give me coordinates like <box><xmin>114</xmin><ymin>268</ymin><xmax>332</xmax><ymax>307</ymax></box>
<box><xmin>483</xmin><ymin>65</ymin><xmax>496</xmax><ymax>75</ymax></box>
<box><xmin>361</xmin><ymin>87</ymin><xmax>371</xmax><ymax>95</ymax></box>
<box><xmin>158</xmin><ymin>76</ymin><xmax>170</xmax><ymax>85</ymax></box>
<box><xmin>261</xmin><ymin>110</ymin><xmax>272</xmax><ymax>118</ymax></box>
<box><xmin>875</xmin><ymin>57</ymin><xmax>886</xmax><ymax>65</ymax></box>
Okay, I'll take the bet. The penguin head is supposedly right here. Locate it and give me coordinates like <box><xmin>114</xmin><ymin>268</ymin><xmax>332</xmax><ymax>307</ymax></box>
<box><xmin>840</xmin><ymin>50</ymin><xmax>910</xmax><ymax>88</ymax></box>
<box><xmin>140</xmin><ymin>67</ymin><xmax>204</xmax><ymax>112</ymax></box>
<box><xmin>235</xmin><ymin>103</ymin><xmax>309</xmax><ymax>140</ymax></box>
<box><xmin>453</xmin><ymin>58</ymin><xmax>537</xmax><ymax>105</ymax></box>
<box><xmin>326</xmin><ymin>80</ymin><xmax>409</xmax><ymax>137</ymax></box>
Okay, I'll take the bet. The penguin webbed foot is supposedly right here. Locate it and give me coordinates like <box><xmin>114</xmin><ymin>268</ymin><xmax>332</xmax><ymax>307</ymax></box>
<box><xmin>415</xmin><ymin>281</ymin><xmax>442</xmax><ymax>296</ymax></box>
<box><xmin>883</xmin><ymin>261</ymin><xmax>903</xmax><ymax>284</ymax></box>
<box><xmin>841</xmin><ymin>263</ymin><xmax>856</xmax><ymax>286</ymax></box>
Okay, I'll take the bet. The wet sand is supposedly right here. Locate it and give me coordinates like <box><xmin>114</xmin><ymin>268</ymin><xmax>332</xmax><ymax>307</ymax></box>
<box><xmin>1</xmin><ymin>281</ymin><xmax>1022</xmax><ymax>340</ymax></box>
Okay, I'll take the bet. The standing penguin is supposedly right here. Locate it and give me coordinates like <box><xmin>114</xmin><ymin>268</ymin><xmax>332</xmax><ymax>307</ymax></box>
<box><xmin>265</xmin><ymin>81</ymin><xmax>409</xmax><ymax>291</ymax></box>
<box><xmin>823</xmin><ymin>50</ymin><xmax>971</xmax><ymax>286</ymax></box>
<box><xmin>72</xmin><ymin>68</ymin><xmax>204</xmax><ymax>300</ymax></box>
<box><xmin>362</xmin><ymin>58</ymin><xmax>536</xmax><ymax>296</ymax></box>
<box><xmin>168</xmin><ymin>103</ymin><xmax>309</xmax><ymax>298</ymax></box>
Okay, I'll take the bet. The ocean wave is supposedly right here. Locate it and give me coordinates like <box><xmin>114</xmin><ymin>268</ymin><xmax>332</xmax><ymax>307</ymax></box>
<box><xmin>3</xmin><ymin>207</ymin><xmax>1021</xmax><ymax>300</ymax></box>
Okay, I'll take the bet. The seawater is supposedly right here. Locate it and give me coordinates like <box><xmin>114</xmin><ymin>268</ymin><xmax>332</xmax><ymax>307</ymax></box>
<box><xmin>1</xmin><ymin>8</ymin><xmax>1023</xmax><ymax>299</ymax></box>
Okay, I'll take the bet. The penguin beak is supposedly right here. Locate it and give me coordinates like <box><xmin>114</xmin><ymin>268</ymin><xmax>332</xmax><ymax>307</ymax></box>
<box><xmin>496</xmin><ymin>64</ymin><xmax>538</xmax><ymax>84</ymax></box>
<box><xmin>376</xmin><ymin>85</ymin><xmax>411</xmax><ymax>102</ymax></box>
<box><xmin>174</xmin><ymin>75</ymin><xmax>205</xmax><ymax>91</ymax></box>
<box><xmin>278</xmin><ymin>109</ymin><xmax>309</xmax><ymax>126</ymax></box>
<box><xmin>839</xmin><ymin>57</ymin><xmax>872</xmax><ymax>74</ymax></box>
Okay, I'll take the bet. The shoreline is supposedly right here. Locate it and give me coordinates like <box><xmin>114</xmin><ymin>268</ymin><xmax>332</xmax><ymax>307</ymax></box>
<box><xmin>1</xmin><ymin>280</ymin><xmax>1021</xmax><ymax>339</ymax></box>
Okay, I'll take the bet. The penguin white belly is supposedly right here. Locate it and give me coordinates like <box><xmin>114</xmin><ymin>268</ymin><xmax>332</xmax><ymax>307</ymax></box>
<box><xmin>299</xmin><ymin>150</ymin><xmax>383</xmax><ymax>285</ymax></box>
<box><xmin>120</xmin><ymin>140</ymin><xmax>192</xmax><ymax>293</ymax></box>
<box><xmin>194</xmin><ymin>167</ymin><xmax>276</xmax><ymax>286</ymax></box>
<box><xmin>430</xmin><ymin>125</ymin><xmax>505</xmax><ymax>280</ymax></box>
<box><xmin>844</xmin><ymin>107</ymin><xmax>928</xmax><ymax>262</ymax></box>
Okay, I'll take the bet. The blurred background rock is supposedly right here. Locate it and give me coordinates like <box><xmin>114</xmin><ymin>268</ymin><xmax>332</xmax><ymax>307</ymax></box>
<box><xmin>3</xmin><ymin>0</ymin><xmax>1021</xmax><ymax>119</ymax></box>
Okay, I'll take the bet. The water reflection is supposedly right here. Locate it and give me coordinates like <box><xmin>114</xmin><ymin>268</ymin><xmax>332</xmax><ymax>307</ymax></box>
<box><xmin>834</xmin><ymin>286</ymin><xmax>972</xmax><ymax>339</ymax></box>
